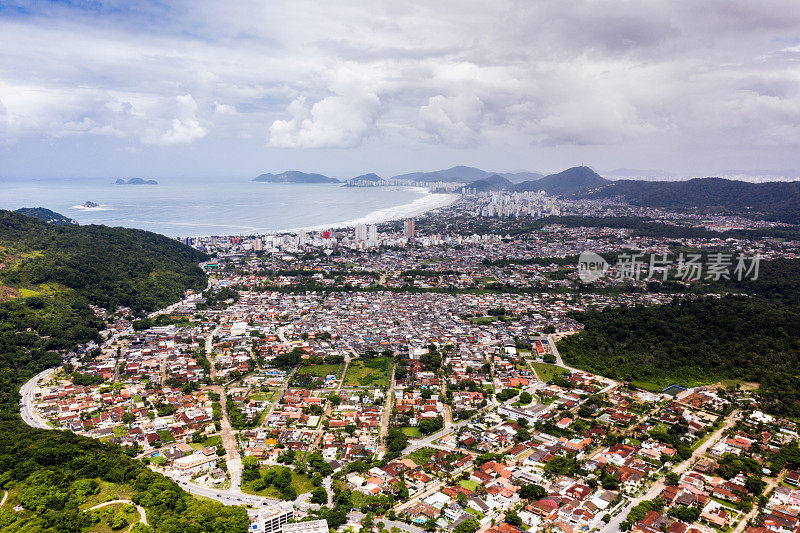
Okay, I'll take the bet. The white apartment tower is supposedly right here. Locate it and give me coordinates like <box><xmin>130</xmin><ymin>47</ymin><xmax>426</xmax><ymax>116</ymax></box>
<box><xmin>355</xmin><ymin>223</ymin><xmax>368</xmax><ymax>242</ymax></box>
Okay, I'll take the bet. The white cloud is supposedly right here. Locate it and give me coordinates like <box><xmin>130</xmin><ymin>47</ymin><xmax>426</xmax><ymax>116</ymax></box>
<box><xmin>142</xmin><ymin>94</ymin><xmax>207</xmax><ymax>145</ymax></box>
<box><xmin>418</xmin><ymin>94</ymin><xmax>484</xmax><ymax>147</ymax></box>
<box><xmin>2</xmin><ymin>0</ymin><xmax>800</xmax><ymax>173</ymax></box>
<box><xmin>268</xmin><ymin>92</ymin><xmax>380</xmax><ymax>148</ymax></box>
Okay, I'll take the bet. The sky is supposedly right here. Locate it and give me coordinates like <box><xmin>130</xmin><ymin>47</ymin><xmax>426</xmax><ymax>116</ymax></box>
<box><xmin>1</xmin><ymin>0</ymin><xmax>800</xmax><ymax>180</ymax></box>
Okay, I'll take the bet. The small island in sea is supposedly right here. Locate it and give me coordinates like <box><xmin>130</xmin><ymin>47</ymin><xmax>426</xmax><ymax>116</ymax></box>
<box><xmin>115</xmin><ymin>178</ymin><xmax>158</xmax><ymax>185</ymax></box>
<box><xmin>253</xmin><ymin>171</ymin><xmax>339</xmax><ymax>184</ymax></box>
<box><xmin>82</xmin><ymin>201</ymin><xmax>99</xmax><ymax>208</ymax></box>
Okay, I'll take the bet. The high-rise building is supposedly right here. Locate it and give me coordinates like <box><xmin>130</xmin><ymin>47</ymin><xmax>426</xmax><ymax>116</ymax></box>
<box><xmin>368</xmin><ymin>224</ymin><xmax>378</xmax><ymax>242</ymax></box>
<box><xmin>404</xmin><ymin>219</ymin><xmax>415</xmax><ymax>240</ymax></box>
<box><xmin>254</xmin><ymin>237</ymin><xmax>263</xmax><ymax>251</ymax></box>
<box><xmin>354</xmin><ymin>223</ymin><xmax>368</xmax><ymax>242</ymax></box>
<box><xmin>250</xmin><ymin>502</ymin><xmax>294</xmax><ymax>533</ymax></box>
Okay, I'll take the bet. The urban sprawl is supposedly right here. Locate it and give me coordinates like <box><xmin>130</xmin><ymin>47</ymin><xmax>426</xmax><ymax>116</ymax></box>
<box><xmin>20</xmin><ymin>189</ymin><xmax>800</xmax><ymax>533</ymax></box>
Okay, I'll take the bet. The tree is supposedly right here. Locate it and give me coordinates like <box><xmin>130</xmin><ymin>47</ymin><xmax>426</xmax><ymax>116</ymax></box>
<box><xmin>505</xmin><ymin>512</ymin><xmax>522</xmax><ymax>527</ymax></box>
<box><xmin>519</xmin><ymin>392</ymin><xmax>532</xmax><ymax>404</ymax></box>
<box><xmin>664</xmin><ymin>472</ymin><xmax>680</xmax><ymax>486</ymax></box>
<box><xmin>386</xmin><ymin>429</ymin><xmax>410</xmax><ymax>453</ymax></box>
<box><xmin>110</xmin><ymin>512</ymin><xmax>129</xmax><ymax>530</ymax></box>
<box><xmin>419</xmin><ymin>416</ymin><xmax>444</xmax><ymax>436</ymax></box>
<box><xmin>453</xmin><ymin>519</ymin><xmax>479</xmax><ymax>533</ymax></box>
<box><xmin>242</xmin><ymin>456</ymin><xmax>260</xmax><ymax>482</ymax></box>
<box><xmin>310</xmin><ymin>487</ymin><xmax>328</xmax><ymax>504</ymax></box>
<box><xmin>669</xmin><ymin>505</ymin><xmax>700</xmax><ymax>523</ymax></box>
<box><xmin>519</xmin><ymin>484</ymin><xmax>546</xmax><ymax>500</ymax></box>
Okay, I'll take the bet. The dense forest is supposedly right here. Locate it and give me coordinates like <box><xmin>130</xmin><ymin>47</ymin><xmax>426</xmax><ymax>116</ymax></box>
<box><xmin>0</xmin><ymin>213</ymin><xmax>248</xmax><ymax>532</ymax></box>
<box><xmin>584</xmin><ymin>177</ymin><xmax>800</xmax><ymax>224</ymax></box>
<box><xmin>559</xmin><ymin>259</ymin><xmax>800</xmax><ymax>417</ymax></box>
<box><xmin>0</xmin><ymin>210</ymin><xmax>208</xmax><ymax>312</ymax></box>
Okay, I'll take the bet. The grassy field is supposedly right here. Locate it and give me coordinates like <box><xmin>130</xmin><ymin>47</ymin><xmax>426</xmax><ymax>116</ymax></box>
<box><xmin>156</xmin><ymin>430</ymin><xmax>175</xmax><ymax>444</ymax></box>
<box><xmin>242</xmin><ymin>468</ymin><xmax>313</xmax><ymax>499</ymax></box>
<box><xmin>251</xmin><ymin>390</ymin><xmax>280</xmax><ymax>403</ymax></box>
<box><xmin>343</xmin><ymin>357</ymin><xmax>389</xmax><ymax>387</ymax></box>
<box><xmin>458</xmin><ymin>479</ymin><xmax>480</xmax><ymax>492</ymax></box>
<box><xmin>399</xmin><ymin>426</ymin><xmax>422</xmax><ymax>438</ymax></box>
<box><xmin>406</xmin><ymin>447</ymin><xmax>438</xmax><ymax>466</ymax></box>
<box><xmin>190</xmin><ymin>435</ymin><xmax>222</xmax><ymax>449</ymax></box>
<box><xmin>79</xmin><ymin>481</ymin><xmax>136</xmax><ymax>510</ymax></box>
<box><xmin>530</xmin><ymin>362</ymin><xmax>569</xmax><ymax>383</ymax></box>
<box><xmin>298</xmin><ymin>363</ymin><xmax>343</xmax><ymax>378</ymax></box>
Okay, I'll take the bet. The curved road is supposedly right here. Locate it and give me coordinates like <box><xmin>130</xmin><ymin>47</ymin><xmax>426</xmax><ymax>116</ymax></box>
<box><xmin>19</xmin><ymin>367</ymin><xmax>56</xmax><ymax>430</ymax></box>
<box><xmin>87</xmin><ymin>499</ymin><xmax>148</xmax><ymax>528</ymax></box>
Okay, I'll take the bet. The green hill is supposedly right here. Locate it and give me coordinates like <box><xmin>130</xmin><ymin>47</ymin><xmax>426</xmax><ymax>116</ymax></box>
<box><xmin>586</xmin><ymin>177</ymin><xmax>800</xmax><ymax>224</ymax></box>
<box><xmin>0</xmin><ymin>210</ymin><xmax>208</xmax><ymax>312</ymax></box>
<box><xmin>0</xmin><ymin>212</ymin><xmax>248</xmax><ymax>532</ymax></box>
<box><xmin>14</xmin><ymin>207</ymin><xmax>78</xmax><ymax>226</ymax></box>
<box><xmin>559</xmin><ymin>258</ymin><xmax>800</xmax><ymax>417</ymax></box>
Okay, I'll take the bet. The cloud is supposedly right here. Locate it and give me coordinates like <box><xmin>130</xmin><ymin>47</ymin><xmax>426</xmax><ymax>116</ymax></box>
<box><xmin>418</xmin><ymin>94</ymin><xmax>484</xmax><ymax>147</ymax></box>
<box><xmin>142</xmin><ymin>94</ymin><xmax>207</xmax><ymax>145</ymax></box>
<box><xmin>268</xmin><ymin>92</ymin><xmax>380</xmax><ymax>148</ymax></box>
<box><xmin>2</xmin><ymin>0</ymin><xmax>800</xmax><ymax>174</ymax></box>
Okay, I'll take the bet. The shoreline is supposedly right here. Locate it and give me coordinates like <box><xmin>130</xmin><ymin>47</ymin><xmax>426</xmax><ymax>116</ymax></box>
<box><xmin>282</xmin><ymin>187</ymin><xmax>459</xmax><ymax>234</ymax></box>
<box><xmin>180</xmin><ymin>187</ymin><xmax>459</xmax><ymax>238</ymax></box>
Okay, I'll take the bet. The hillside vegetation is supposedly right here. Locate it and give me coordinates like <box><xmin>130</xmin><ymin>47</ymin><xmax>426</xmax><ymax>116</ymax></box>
<box><xmin>0</xmin><ymin>210</ymin><xmax>208</xmax><ymax>312</ymax></box>
<box><xmin>586</xmin><ymin>177</ymin><xmax>800</xmax><ymax>224</ymax></box>
<box><xmin>0</xmin><ymin>212</ymin><xmax>248</xmax><ymax>532</ymax></box>
<box><xmin>559</xmin><ymin>259</ymin><xmax>800</xmax><ymax>417</ymax></box>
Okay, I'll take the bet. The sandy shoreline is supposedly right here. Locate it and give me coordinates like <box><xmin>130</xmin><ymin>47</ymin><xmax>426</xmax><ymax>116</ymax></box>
<box><xmin>280</xmin><ymin>187</ymin><xmax>459</xmax><ymax>234</ymax></box>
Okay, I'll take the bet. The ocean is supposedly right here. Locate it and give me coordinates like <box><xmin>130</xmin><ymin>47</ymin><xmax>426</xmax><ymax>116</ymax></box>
<box><xmin>0</xmin><ymin>176</ymin><xmax>456</xmax><ymax>238</ymax></box>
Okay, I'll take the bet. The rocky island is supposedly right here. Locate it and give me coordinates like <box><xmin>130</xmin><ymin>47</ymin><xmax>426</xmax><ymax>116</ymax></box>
<box><xmin>253</xmin><ymin>171</ymin><xmax>339</xmax><ymax>184</ymax></box>
<box><xmin>115</xmin><ymin>178</ymin><xmax>158</xmax><ymax>185</ymax></box>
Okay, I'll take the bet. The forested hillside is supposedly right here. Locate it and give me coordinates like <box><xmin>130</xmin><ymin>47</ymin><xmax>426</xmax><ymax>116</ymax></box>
<box><xmin>0</xmin><ymin>213</ymin><xmax>248</xmax><ymax>532</ymax></box>
<box><xmin>585</xmin><ymin>177</ymin><xmax>800</xmax><ymax>224</ymax></box>
<box><xmin>0</xmin><ymin>210</ymin><xmax>208</xmax><ymax>312</ymax></box>
<box><xmin>559</xmin><ymin>259</ymin><xmax>800</xmax><ymax>417</ymax></box>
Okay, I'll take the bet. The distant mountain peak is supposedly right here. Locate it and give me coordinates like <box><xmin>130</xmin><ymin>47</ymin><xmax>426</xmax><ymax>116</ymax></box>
<box><xmin>513</xmin><ymin>166</ymin><xmax>608</xmax><ymax>195</ymax></box>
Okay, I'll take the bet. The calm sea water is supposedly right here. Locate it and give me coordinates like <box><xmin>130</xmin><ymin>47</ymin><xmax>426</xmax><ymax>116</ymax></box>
<box><xmin>0</xmin><ymin>177</ymin><xmax>425</xmax><ymax>237</ymax></box>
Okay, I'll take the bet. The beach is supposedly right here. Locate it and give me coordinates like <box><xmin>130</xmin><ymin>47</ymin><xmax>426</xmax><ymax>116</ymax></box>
<box><xmin>293</xmin><ymin>187</ymin><xmax>459</xmax><ymax>233</ymax></box>
<box><xmin>1</xmin><ymin>178</ymin><xmax>458</xmax><ymax>238</ymax></box>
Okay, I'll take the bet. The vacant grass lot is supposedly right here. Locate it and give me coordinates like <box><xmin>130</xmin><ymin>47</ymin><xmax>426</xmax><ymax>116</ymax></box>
<box><xmin>241</xmin><ymin>467</ymin><xmax>313</xmax><ymax>499</ymax></box>
<box><xmin>406</xmin><ymin>447</ymin><xmax>438</xmax><ymax>466</ymax></box>
<box><xmin>399</xmin><ymin>426</ymin><xmax>422</xmax><ymax>438</ymax></box>
<box><xmin>530</xmin><ymin>362</ymin><xmax>569</xmax><ymax>383</ymax></box>
<box><xmin>343</xmin><ymin>357</ymin><xmax>389</xmax><ymax>387</ymax></box>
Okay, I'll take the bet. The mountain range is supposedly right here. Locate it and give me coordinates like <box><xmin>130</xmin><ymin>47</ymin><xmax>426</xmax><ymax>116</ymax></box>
<box><xmin>259</xmin><ymin>165</ymin><xmax>605</xmax><ymax>195</ymax></box>
<box><xmin>460</xmin><ymin>166</ymin><xmax>609</xmax><ymax>195</ymax></box>
<box><xmin>390</xmin><ymin>165</ymin><xmax>544</xmax><ymax>183</ymax></box>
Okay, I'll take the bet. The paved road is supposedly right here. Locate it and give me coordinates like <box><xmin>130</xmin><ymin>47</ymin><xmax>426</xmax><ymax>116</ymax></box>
<box><xmin>377</xmin><ymin>363</ymin><xmax>396</xmax><ymax>457</ymax></box>
<box><xmin>598</xmin><ymin>410</ymin><xmax>740</xmax><ymax>533</ymax></box>
<box><xmin>87</xmin><ymin>499</ymin><xmax>148</xmax><ymax>528</ymax></box>
<box><xmin>19</xmin><ymin>367</ymin><xmax>57</xmax><ymax>429</ymax></box>
<box><xmin>167</xmin><ymin>475</ymin><xmax>275</xmax><ymax>507</ymax></box>
<box><xmin>732</xmin><ymin>469</ymin><xmax>783</xmax><ymax>533</ymax></box>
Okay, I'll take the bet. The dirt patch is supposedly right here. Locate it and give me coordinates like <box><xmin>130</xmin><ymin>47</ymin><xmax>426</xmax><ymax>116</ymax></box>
<box><xmin>0</xmin><ymin>285</ymin><xmax>20</xmax><ymax>301</ymax></box>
